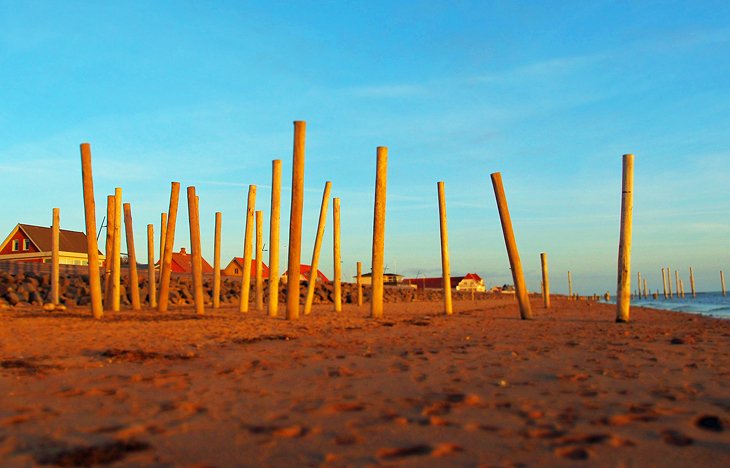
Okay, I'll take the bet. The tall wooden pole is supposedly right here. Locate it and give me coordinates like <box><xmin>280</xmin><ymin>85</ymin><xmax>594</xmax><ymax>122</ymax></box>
<box><xmin>213</xmin><ymin>212</ymin><xmax>222</xmax><ymax>309</ymax></box>
<box><xmin>637</xmin><ymin>272</ymin><xmax>642</xmax><ymax>299</ymax></box>
<box><xmin>721</xmin><ymin>271</ymin><xmax>726</xmax><ymax>297</ymax></box>
<box><xmin>255</xmin><ymin>210</ymin><xmax>264</xmax><ymax>312</ymax></box>
<box><xmin>147</xmin><ymin>224</ymin><xmax>156</xmax><ymax>308</ymax></box>
<box><xmin>51</xmin><ymin>208</ymin><xmax>60</xmax><ymax>305</ymax></box>
<box><xmin>123</xmin><ymin>203</ymin><xmax>141</xmax><ymax>310</ymax></box>
<box><xmin>615</xmin><ymin>154</ymin><xmax>634</xmax><ymax>323</ymax></box>
<box><xmin>158</xmin><ymin>182</ymin><xmax>180</xmax><ymax>312</ymax></box>
<box><xmin>661</xmin><ymin>267</ymin><xmax>667</xmax><ymax>298</ymax></box>
<box><xmin>490</xmin><ymin>172</ymin><xmax>532</xmax><ymax>320</ymax></box>
<box><xmin>287</xmin><ymin>121</ymin><xmax>306</xmax><ymax>320</ymax></box>
<box><xmin>675</xmin><ymin>269</ymin><xmax>680</xmax><ymax>300</ymax></box>
<box><xmin>159</xmin><ymin>213</ymin><xmax>167</xmax><ymax>264</ymax></box>
<box><xmin>268</xmin><ymin>159</ymin><xmax>282</xmax><ymax>317</ymax></box>
<box><xmin>240</xmin><ymin>185</ymin><xmax>256</xmax><ymax>313</ymax></box>
<box><xmin>643</xmin><ymin>277</ymin><xmax>648</xmax><ymax>300</ymax></box>
<box><xmin>370</xmin><ymin>147</ymin><xmax>388</xmax><ymax>319</ymax></box>
<box><xmin>187</xmin><ymin>187</ymin><xmax>204</xmax><ymax>315</ymax></box>
<box><xmin>112</xmin><ymin>187</ymin><xmax>122</xmax><ymax>312</ymax></box>
<box><xmin>79</xmin><ymin>143</ymin><xmax>103</xmax><ymax>318</ymax></box>
<box><xmin>104</xmin><ymin>195</ymin><xmax>115</xmax><ymax>308</ymax></box>
<box><xmin>303</xmin><ymin>181</ymin><xmax>332</xmax><ymax>315</ymax></box>
<box><xmin>689</xmin><ymin>267</ymin><xmax>696</xmax><ymax>298</ymax></box>
<box><xmin>356</xmin><ymin>261</ymin><xmax>363</xmax><ymax>307</ymax></box>
<box><xmin>667</xmin><ymin>266</ymin><xmax>673</xmax><ymax>298</ymax></box>
<box><xmin>540</xmin><ymin>252</ymin><xmax>550</xmax><ymax>309</ymax></box>
<box><xmin>568</xmin><ymin>271</ymin><xmax>573</xmax><ymax>300</ymax></box>
<box><xmin>436</xmin><ymin>181</ymin><xmax>453</xmax><ymax>316</ymax></box>
<box><xmin>333</xmin><ymin>197</ymin><xmax>342</xmax><ymax>313</ymax></box>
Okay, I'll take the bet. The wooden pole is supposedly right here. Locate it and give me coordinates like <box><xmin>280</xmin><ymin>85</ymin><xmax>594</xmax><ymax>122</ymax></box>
<box><xmin>79</xmin><ymin>143</ymin><xmax>103</xmax><ymax>318</ymax></box>
<box><xmin>123</xmin><ymin>202</ymin><xmax>141</xmax><ymax>310</ymax></box>
<box><xmin>103</xmin><ymin>195</ymin><xmax>115</xmax><ymax>308</ymax></box>
<box><xmin>615</xmin><ymin>154</ymin><xmax>634</xmax><ymax>323</ymax></box>
<box><xmin>371</xmin><ymin>147</ymin><xmax>388</xmax><ymax>318</ymax></box>
<box><xmin>213</xmin><ymin>212</ymin><xmax>222</xmax><ymax>309</ymax></box>
<box><xmin>667</xmin><ymin>266</ymin><xmax>673</xmax><ymax>298</ymax></box>
<box><xmin>187</xmin><ymin>186</ymin><xmax>204</xmax><ymax>315</ymax></box>
<box><xmin>679</xmin><ymin>279</ymin><xmax>685</xmax><ymax>298</ymax></box>
<box><xmin>147</xmin><ymin>224</ymin><xmax>156</xmax><ymax>308</ymax></box>
<box><xmin>333</xmin><ymin>197</ymin><xmax>342</xmax><ymax>313</ymax></box>
<box><xmin>255</xmin><ymin>210</ymin><xmax>264</xmax><ymax>311</ymax></box>
<box><xmin>159</xmin><ymin>212</ymin><xmax>167</xmax><ymax>264</ymax></box>
<box><xmin>674</xmin><ymin>269</ymin><xmax>680</xmax><ymax>300</ymax></box>
<box><xmin>240</xmin><ymin>185</ymin><xmax>256</xmax><ymax>313</ymax></box>
<box><xmin>303</xmin><ymin>181</ymin><xmax>332</xmax><ymax>315</ymax></box>
<box><xmin>490</xmin><ymin>172</ymin><xmax>532</xmax><ymax>320</ymax></box>
<box><xmin>689</xmin><ymin>267</ymin><xmax>696</xmax><ymax>298</ymax></box>
<box><xmin>158</xmin><ymin>182</ymin><xmax>180</xmax><ymax>312</ymax></box>
<box><xmin>356</xmin><ymin>261</ymin><xmax>363</xmax><ymax>307</ymax></box>
<box><xmin>568</xmin><ymin>271</ymin><xmax>573</xmax><ymax>300</ymax></box>
<box><xmin>268</xmin><ymin>159</ymin><xmax>282</xmax><ymax>317</ymax></box>
<box><xmin>540</xmin><ymin>252</ymin><xmax>550</xmax><ymax>309</ymax></box>
<box><xmin>661</xmin><ymin>267</ymin><xmax>667</xmax><ymax>298</ymax></box>
<box><xmin>436</xmin><ymin>181</ymin><xmax>453</xmax><ymax>316</ymax></box>
<box><xmin>643</xmin><ymin>277</ymin><xmax>648</xmax><ymax>299</ymax></box>
<box><xmin>112</xmin><ymin>187</ymin><xmax>122</xmax><ymax>312</ymax></box>
<box><xmin>721</xmin><ymin>271</ymin><xmax>726</xmax><ymax>297</ymax></box>
<box><xmin>287</xmin><ymin>121</ymin><xmax>306</xmax><ymax>320</ymax></box>
<box><xmin>637</xmin><ymin>272</ymin><xmax>642</xmax><ymax>299</ymax></box>
<box><xmin>51</xmin><ymin>208</ymin><xmax>60</xmax><ymax>305</ymax></box>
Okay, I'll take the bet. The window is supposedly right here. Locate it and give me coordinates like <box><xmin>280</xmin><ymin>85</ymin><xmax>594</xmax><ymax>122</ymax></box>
<box><xmin>23</xmin><ymin>239</ymin><xmax>30</xmax><ymax>250</ymax></box>
<box><xmin>12</xmin><ymin>240</ymin><xmax>19</xmax><ymax>251</ymax></box>
<box><xmin>234</xmin><ymin>268</ymin><xmax>239</xmax><ymax>274</ymax></box>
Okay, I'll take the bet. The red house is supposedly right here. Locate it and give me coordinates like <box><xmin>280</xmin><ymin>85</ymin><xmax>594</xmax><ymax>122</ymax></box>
<box><xmin>281</xmin><ymin>264</ymin><xmax>330</xmax><ymax>283</ymax></box>
<box><xmin>168</xmin><ymin>247</ymin><xmax>214</xmax><ymax>274</ymax></box>
<box><xmin>222</xmin><ymin>257</ymin><xmax>270</xmax><ymax>277</ymax></box>
<box><xmin>403</xmin><ymin>273</ymin><xmax>486</xmax><ymax>292</ymax></box>
<box><xmin>0</xmin><ymin>223</ymin><xmax>104</xmax><ymax>266</ymax></box>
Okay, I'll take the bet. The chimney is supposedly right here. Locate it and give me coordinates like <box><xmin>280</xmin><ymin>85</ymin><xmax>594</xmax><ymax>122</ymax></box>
<box><xmin>179</xmin><ymin>247</ymin><xmax>187</xmax><ymax>255</ymax></box>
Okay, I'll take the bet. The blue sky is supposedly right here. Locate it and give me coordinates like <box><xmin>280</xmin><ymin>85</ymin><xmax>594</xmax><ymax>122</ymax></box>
<box><xmin>1</xmin><ymin>1</ymin><xmax>729</xmax><ymax>294</ymax></box>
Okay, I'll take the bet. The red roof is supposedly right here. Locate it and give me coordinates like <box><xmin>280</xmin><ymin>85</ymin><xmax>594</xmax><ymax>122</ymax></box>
<box><xmin>403</xmin><ymin>273</ymin><xmax>483</xmax><ymax>290</ymax></box>
<box><xmin>284</xmin><ymin>264</ymin><xmax>329</xmax><ymax>282</ymax></box>
<box><xmin>170</xmin><ymin>248</ymin><xmax>213</xmax><ymax>274</ymax></box>
<box><xmin>231</xmin><ymin>257</ymin><xmax>270</xmax><ymax>278</ymax></box>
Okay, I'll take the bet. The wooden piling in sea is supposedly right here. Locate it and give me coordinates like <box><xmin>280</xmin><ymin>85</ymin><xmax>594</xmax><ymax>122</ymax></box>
<box><xmin>51</xmin><ymin>208</ymin><xmax>60</xmax><ymax>305</ymax></box>
<box><xmin>667</xmin><ymin>266</ymin><xmax>673</xmax><ymax>298</ymax></box>
<box><xmin>112</xmin><ymin>188</ymin><xmax>122</xmax><ymax>312</ymax></box>
<box><xmin>689</xmin><ymin>267</ymin><xmax>696</xmax><ymax>298</ymax></box>
<box><xmin>240</xmin><ymin>185</ymin><xmax>256</xmax><ymax>313</ymax></box>
<box><xmin>304</xmin><ymin>182</ymin><xmax>332</xmax><ymax>316</ymax></box>
<box><xmin>643</xmin><ymin>277</ymin><xmax>648</xmax><ymax>299</ymax></box>
<box><xmin>213</xmin><ymin>212</ymin><xmax>222</xmax><ymax>309</ymax></box>
<box><xmin>661</xmin><ymin>268</ymin><xmax>667</xmax><ymax>298</ymax></box>
<box><xmin>158</xmin><ymin>182</ymin><xmax>180</xmax><ymax>312</ymax></box>
<box><xmin>490</xmin><ymin>172</ymin><xmax>532</xmax><ymax>320</ymax></box>
<box><xmin>721</xmin><ymin>271</ymin><xmax>726</xmax><ymax>297</ymax></box>
<box><xmin>79</xmin><ymin>143</ymin><xmax>103</xmax><ymax>318</ymax></box>
<box><xmin>123</xmin><ymin>202</ymin><xmax>141</xmax><ymax>310</ymax></box>
<box><xmin>540</xmin><ymin>252</ymin><xmax>550</xmax><ymax>309</ymax></box>
<box><xmin>616</xmin><ymin>154</ymin><xmax>634</xmax><ymax>323</ymax></box>
<box><xmin>287</xmin><ymin>122</ymin><xmax>306</xmax><ymax>320</ymax></box>
<box><xmin>255</xmin><ymin>210</ymin><xmax>264</xmax><ymax>312</ymax></box>
<box><xmin>147</xmin><ymin>224</ymin><xmax>156</xmax><ymax>308</ymax></box>
<box><xmin>268</xmin><ymin>160</ymin><xmax>282</xmax><ymax>318</ymax></box>
<box><xmin>437</xmin><ymin>181</ymin><xmax>453</xmax><ymax>316</ymax></box>
<box><xmin>187</xmin><ymin>187</ymin><xmax>204</xmax><ymax>315</ymax></box>
<box><xmin>675</xmin><ymin>269</ymin><xmax>680</xmax><ymax>300</ymax></box>
<box><xmin>371</xmin><ymin>147</ymin><xmax>388</xmax><ymax>319</ymax></box>
<box><xmin>333</xmin><ymin>197</ymin><xmax>342</xmax><ymax>313</ymax></box>
<box><xmin>356</xmin><ymin>261</ymin><xmax>363</xmax><ymax>307</ymax></box>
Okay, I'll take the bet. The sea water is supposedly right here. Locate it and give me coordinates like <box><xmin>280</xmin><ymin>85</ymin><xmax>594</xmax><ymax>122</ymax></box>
<box><xmin>606</xmin><ymin>291</ymin><xmax>730</xmax><ymax>319</ymax></box>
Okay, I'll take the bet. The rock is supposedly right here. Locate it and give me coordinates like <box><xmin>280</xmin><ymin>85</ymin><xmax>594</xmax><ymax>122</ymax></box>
<box><xmin>43</xmin><ymin>303</ymin><xmax>56</xmax><ymax>311</ymax></box>
<box><xmin>4</xmin><ymin>292</ymin><xmax>20</xmax><ymax>306</ymax></box>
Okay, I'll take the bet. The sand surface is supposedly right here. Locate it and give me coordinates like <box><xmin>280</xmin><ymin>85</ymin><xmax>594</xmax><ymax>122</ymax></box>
<box><xmin>1</xmin><ymin>297</ymin><xmax>729</xmax><ymax>467</ymax></box>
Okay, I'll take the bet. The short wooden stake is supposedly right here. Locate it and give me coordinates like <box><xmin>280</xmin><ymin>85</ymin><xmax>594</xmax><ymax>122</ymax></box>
<box><xmin>721</xmin><ymin>270</ymin><xmax>726</xmax><ymax>296</ymax></box>
<box><xmin>51</xmin><ymin>208</ymin><xmax>60</xmax><ymax>305</ymax></box>
<box><xmin>540</xmin><ymin>252</ymin><xmax>550</xmax><ymax>309</ymax></box>
<box><xmin>490</xmin><ymin>172</ymin><xmax>532</xmax><ymax>320</ymax></box>
<box><xmin>333</xmin><ymin>197</ymin><xmax>342</xmax><ymax>313</ymax></box>
<box><xmin>255</xmin><ymin>210</ymin><xmax>264</xmax><ymax>311</ymax></box>
<box><xmin>356</xmin><ymin>261</ymin><xmax>363</xmax><ymax>307</ymax></box>
<box><xmin>147</xmin><ymin>224</ymin><xmax>156</xmax><ymax>308</ymax></box>
<box><xmin>304</xmin><ymin>181</ymin><xmax>332</xmax><ymax>315</ymax></box>
<box><xmin>187</xmin><ymin>187</ymin><xmax>204</xmax><ymax>315</ymax></box>
<box><xmin>268</xmin><ymin>159</ymin><xmax>282</xmax><ymax>317</ymax></box>
<box><xmin>123</xmin><ymin>202</ymin><xmax>141</xmax><ymax>310</ymax></box>
<box><xmin>103</xmin><ymin>195</ymin><xmax>115</xmax><ymax>308</ymax></box>
<box><xmin>286</xmin><ymin>121</ymin><xmax>306</xmax><ymax>320</ymax></box>
<box><xmin>568</xmin><ymin>271</ymin><xmax>573</xmax><ymax>300</ymax></box>
<box><xmin>213</xmin><ymin>212</ymin><xmax>222</xmax><ymax>309</ymax></box>
<box><xmin>689</xmin><ymin>267</ymin><xmax>696</xmax><ymax>298</ymax></box>
<box><xmin>437</xmin><ymin>181</ymin><xmax>453</xmax><ymax>315</ymax></box>
<box><xmin>371</xmin><ymin>147</ymin><xmax>388</xmax><ymax>319</ymax></box>
<box><xmin>158</xmin><ymin>182</ymin><xmax>180</xmax><ymax>312</ymax></box>
<box><xmin>615</xmin><ymin>154</ymin><xmax>634</xmax><ymax>323</ymax></box>
<box><xmin>112</xmin><ymin>187</ymin><xmax>122</xmax><ymax>312</ymax></box>
<box><xmin>240</xmin><ymin>185</ymin><xmax>256</xmax><ymax>312</ymax></box>
<box><xmin>79</xmin><ymin>143</ymin><xmax>103</xmax><ymax>318</ymax></box>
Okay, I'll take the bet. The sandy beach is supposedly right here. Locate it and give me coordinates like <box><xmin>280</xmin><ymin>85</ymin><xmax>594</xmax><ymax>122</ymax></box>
<box><xmin>1</xmin><ymin>296</ymin><xmax>728</xmax><ymax>466</ymax></box>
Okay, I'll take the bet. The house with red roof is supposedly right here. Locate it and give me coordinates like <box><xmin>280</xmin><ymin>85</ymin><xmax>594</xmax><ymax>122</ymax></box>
<box><xmin>0</xmin><ymin>223</ymin><xmax>104</xmax><ymax>266</ymax></box>
<box><xmin>222</xmin><ymin>257</ymin><xmax>270</xmax><ymax>278</ymax></box>
<box><xmin>168</xmin><ymin>247</ymin><xmax>213</xmax><ymax>274</ymax></box>
<box><xmin>281</xmin><ymin>264</ymin><xmax>329</xmax><ymax>283</ymax></box>
<box><xmin>403</xmin><ymin>273</ymin><xmax>486</xmax><ymax>292</ymax></box>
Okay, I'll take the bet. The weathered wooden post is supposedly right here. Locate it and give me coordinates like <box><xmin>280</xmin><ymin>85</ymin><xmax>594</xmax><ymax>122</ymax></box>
<box><xmin>112</xmin><ymin>188</ymin><xmax>122</xmax><ymax>312</ymax></box>
<box><xmin>721</xmin><ymin>271</ymin><xmax>726</xmax><ymax>297</ymax></box>
<box><xmin>159</xmin><ymin>213</ymin><xmax>167</xmax><ymax>264</ymax></box>
<box><xmin>158</xmin><ymin>182</ymin><xmax>180</xmax><ymax>312</ymax></box>
<box><xmin>540</xmin><ymin>252</ymin><xmax>550</xmax><ymax>309</ymax></box>
<box><xmin>287</xmin><ymin>122</ymin><xmax>306</xmax><ymax>320</ymax></box>
<box><xmin>255</xmin><ymin>210</ymin><xmax>264</xmax><ymax>311</ymax></box>
<box><xmin>51</xmin><ymin>208</ymin><xmax>60</xmax><ymax>305</ymax></box>
<box><xmin>79</xmin><ymin>143</ymin><xmax>103</xmax><ymax>318</ymax></box>
<box><xmin>333</xmin><ymin>197</ymin><xmax>342</xmax><ymax>313</ymax></box>
<box><xmin>356</xmin><ymin>261</ymin><xmax>363</xmax><ymax>307</ymax></box>
<box><xmin>615</xmin><ymin>154</ymin><xmax>634</xmax><ymax>323</ymax></box>
<box><xmin>213</xmin><ymin>212</ymin><xmax>222</xmax><ymax>309</ymax></box>
<box><xmin>240</xmin><ymin>185</ymin><xmax>256</xmax><ymax>313</ymax></box>
<box><xmin>123</xmin><ymin>203</ymin><xmax>141</xmax><ymax>310</ymax></box>
<box><xmin>661</xmin><ymin>267</ymin><xmax>667</xmax><ymax>298</ymax></box>
<box><xmin>437</xmin><ymin>181</ymin><xmax>453</xmax><ymax>315</ymax></box>
<box><xmin>643</xmin><ymin>277</ymin><xmax>648</xmax><ymax>299</ymax></box>
<box><xmin>667</xmin><ymin>266</ymin><xmax>673</xmax><ymax>298</ymax></box>
<box><xmin>147</xmin><ymin>224</ymin><xmax>156</xmax><ymax>308</ymax></box>
<box><xmin>371</xmin><ymin>147</ymin><xmax>388</xmax><ymax>319</ymax></box>
<box><xmin>490</xmin><ymin>172</ymin><xmax>532</xmax><ymax>320</ymax></box>
<box><xmin>268</xmin><ymin>159</ymin><xmax>282</xmax><ymax>317</ymax></box>
<box><xmin>689</xmin><ymin>267</ymin><xmax>696</xmax><ymax>298</ymax></box>
<box><xmin>679</xmin><ymin>279</ymin><xmax>685</xmax><ymax>298</ymax></box>
<box><xmin>568</xmin><ymin>271</ymin><xmax>573</xmax><ymax>300</ymax></box>
<box><xmin>303</xmin><ymin>181</ymin><xmax>332</xmax><ymax>315</ymax></box>
<box><xmin>637</xmin><ymin>272</ymin><xmax>642</xmax><ymax>299</ymax></box>
<box><xmin>104</xmin><ymin>195</ymin><xmax>115</xmax><ymax>308</ymax></box>
<box><xmin>187</xmin><ymin>187</ymin><xmax>205</xmax><ymax>315</ymax></box>
<box><xmin>674</xmin><ymin>269</ymin><xmax>680</xmax><ymax>300</ymax></box>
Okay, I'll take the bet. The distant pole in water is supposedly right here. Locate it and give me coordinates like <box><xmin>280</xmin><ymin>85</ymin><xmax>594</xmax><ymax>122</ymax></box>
<box><xmin>286</xmin><ymin>121</ymin><xmax>306</xmax><ymax>320</ymax></box>
<box><xmin>721</xmin><ymin>271</ymin><xmax>727</xmax><ymax>297</ymax></box>
<box><xmin>437</xmin><ymin>181</ymin><xmax>453</xmax><ymax>316</ymax></box>
<box><xmin>79</xmin><ymin>143</ymin><xmax>103</xmax><ymax>318</ymax></box>
<box><xmin>540</xmin><ymin>252</ymin><xmax>550</xmax><ymax>309</ymax></box>
<box><xmin>490</xmin><ymin>172</ymin><xmax>532</xmax><ymax>320</ymax></box>
<box><xmin>679</xmin><ymin>279</ymin><xmax>685</xmax><ymax>298</ymax></box>
<box><xmin>112</xmin><ymin>187</ymin><xmax>122</xmax><ymax>312</ymax></box>
<box><xmin>213</xmin><ymin>212</ymin><xmax>222</xmax><ymax>309</ymax></box>
<box><xmin>255</xmin><ymin>210</ymin><xmax>264</xmax><ymax>312</ymax></box>
<box><xmin>661</xmin><ymin>268</ymin><xmax>667</xmax><ymax>298</ymax></box>
<box><xmin>674</xmin><ymin>269</ymin><xmax>680</xmax><ymax>300</ymax></box>
<box><xmin>158</xmin><ymin>182</ymin><xmax>180</xmax><ymax>312</ymax></box>
<box><xmin>123</xmin><ymin>202</ymin><xmax>141</xmax><ymax>310</ymax></box>
<box><xmin>268</xmin><ymin>160</ymin><xmax>282</xmax><ymax>318</ymax></box>
<box><xmin>568</xmin><ymin>271</ymin><xmax>573</xmax><ymax>300</ymax></box>
<box><xmin>333</xmin><ymin>197</ymin><xmax>342</xmax><ymax>313</ymax></box>
<box><xmin>104</xmin><ymin>195</ymin><xmax>115</xmax><ymax>309</ymax></box>
<box><xmin>51</xmin><ymin>208</ymin><xmax>60</xmax><ymax>306</ymax></box>
<box><xmin>643</xmin><ymin>277</ymin><xmax>648</xmax><ymax>299</ymax></box>
<box><xmin>147</xmin><ymin>224</ymin><xmax>156</xmax><ymax>308</ymax></box>
<box><xmin>304</xmin><ymin>181</ymin><xmax>332</xmax><ymax>316</ymax></box>
<box><xmin>371</xmin><ymin>147</ymin><xmax>389</xmax><ymax>319</ymax></box>
<box><xmin>615</xmin><ymin>153</ymin><xmax>634</xmax><ymax>323</ymax></box>
<box><xmin>239</xmin><ymin>185</ymin><xmax>256</xmax><ymax>313</ymax></box>
<box><xmin>187</xmin><ymin>187</ymin><xmax>204</xmax><ymax>315</ymax></box>
<box><xmin>689</xmin><ymin>267</ymin><xmax>696</xmax><ymax>298</ymax></box>
<box><xmin>667</xmin><ymin>266</ymin><xmax>673</xmax><ymax>298</ymax></box>
<box><xmin>637</xmin><ymin>272</ymin><xmax>642</xmax><ymax>299</ymax></box>
<box><xmin>356</xmin><ymin>261</ymin><xmax>363</xmax><ymax>307</ymax></box>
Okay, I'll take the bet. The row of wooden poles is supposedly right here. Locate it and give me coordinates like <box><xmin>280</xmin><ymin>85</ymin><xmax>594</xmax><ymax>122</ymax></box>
<box><xmin>633</xmin><ymin>268</ymin><xmax>727</xmax><ymax>299</ymax></box>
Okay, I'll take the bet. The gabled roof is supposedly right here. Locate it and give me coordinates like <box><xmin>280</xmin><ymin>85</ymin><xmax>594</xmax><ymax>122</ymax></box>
<box><xmin>0</xmin><ymin>223</ymin><xmax>101</xmax><ymax>255</ymax></box>
<box><xmin>171</xmin><ymin>248</ymin><xmax>214</xmax><ymax>274</ymax></box>
<box><xmin>230</xmin><ymin>257</ymin><xmax>270</xmax><ymax>278</ymax></box>
<box><xmin>284</xmin><ymin>264</ymin><xmax>329</xmax><ymax>282</ymax></box>
<box><xmin>403</xmin><ymin>273</ymin><xmax>485</xmax><ymax>289</ymax></box>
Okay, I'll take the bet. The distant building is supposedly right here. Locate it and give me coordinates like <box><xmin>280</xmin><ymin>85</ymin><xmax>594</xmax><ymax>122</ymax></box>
<box><xmin>222</xmin><ymin>257</ymin><xmax>270</xmax><ymax>278</ymax></box>
<box><xmin>403</xmin><ymin>273</ymin><xmax>486</xmax><ymax>292</ymax></box>
<box><xmin>0</xmin><ymin>223</ymin><xmax>104</xmax><ymax>266</ymax></box>
<box><xmin>281</xmin><ymin>264</ymin><xmax>329</xmax><ymax>283</ymax></box>
<box><xmin>168</xmin><ymin>247</ymin><xmax>213</xmax><ymax>274</ymax></box>
<box><xmin>357</xmin><ymin>272</ymin><xmax>405</xmax><ymax>286</ymax></box>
